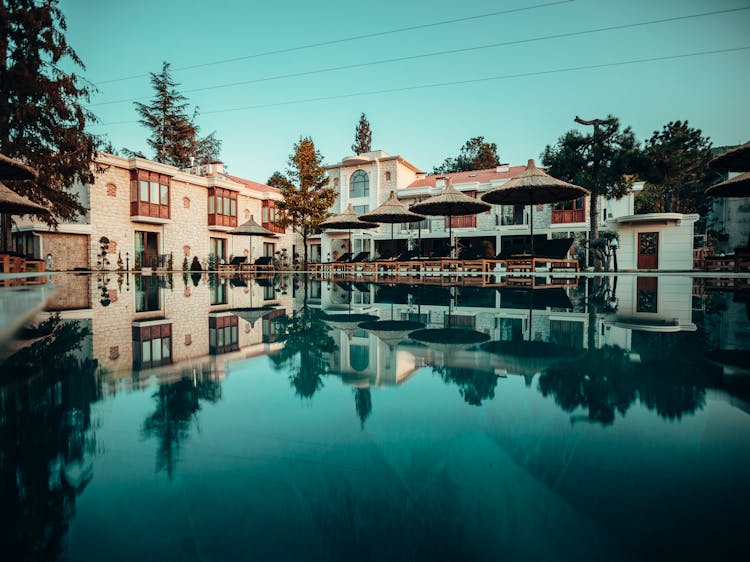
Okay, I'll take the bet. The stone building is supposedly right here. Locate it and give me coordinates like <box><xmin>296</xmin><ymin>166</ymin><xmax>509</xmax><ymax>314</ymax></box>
<box><xmin>319</xmin><ymin>150</ymin><xmax>698</xmax><ymax>270</ymax></box>
<box><xmin>13</xmin><ymin>154</ymin><xmax>298</xmax><ymax>271</ymax></box>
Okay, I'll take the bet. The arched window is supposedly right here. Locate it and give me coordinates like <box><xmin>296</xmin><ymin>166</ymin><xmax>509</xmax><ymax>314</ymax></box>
<box><xmin>333</xmin><ymin>177</ymin><xmax>340</xmax><ymax>188</ymax></box>
<box><xmin>350</xmin><ymin>344</ymin><xmax>369</xmax><ymax>372</ymax></box>
<box><xmin>384</xmin><ymin>171</ymin><xmax>392</xmax><ymax>181</ymax></box>
<box><xmin>349</xmin><ymin>170</ymin><xmax>369</xmax><ymax>198</ymax></box>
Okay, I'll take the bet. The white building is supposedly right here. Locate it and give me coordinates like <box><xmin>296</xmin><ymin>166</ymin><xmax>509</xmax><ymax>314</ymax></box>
<box><xmin>319</xmin><ymin>150</ymin><xmax>698</xmax><ymax>271</ymax></box>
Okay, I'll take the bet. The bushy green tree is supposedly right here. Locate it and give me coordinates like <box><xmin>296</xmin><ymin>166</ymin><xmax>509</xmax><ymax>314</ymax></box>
<box><xmin>0</xmin><ymin>0</ymin><xmax>98</xmax><ymax>248</ymax></box>
<box><xmin>542</xmin><ymin>116</ymin><xmax>640</xmax><ymax>268</ymax></box>
<box><xmin>351</xmin><ymin>112</ymin><xmax>372</xmax><ymax>155</ymax></box>
<box><xmin>432</xmin><ymin>136</ymin><xmax>500</xmax><ymax>173</ymax></box>
<box><xmin>636</xmin><ymin>120</ymin><xmax>713</xmax><ymax>214</ymax></box>
<box><xmin>133</xmin><ymin>61</ymin><xmax>221</xmax><ymax>168</ymax></box>
<box><xmin>275</xmin><ymin>137</ymin><xmax>337</xmax><ymax>267</ymax></box>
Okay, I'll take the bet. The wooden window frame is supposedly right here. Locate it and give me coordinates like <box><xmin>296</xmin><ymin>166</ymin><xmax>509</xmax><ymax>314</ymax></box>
<box><xmin>208</xmin><ymin>187</ymin><xmax>238</xmax><ymax>227</ymax></box>
<box><xmin>130</xmin><ymin>170</ymin><xmax>171</xmax><ymax>219</ymax></box>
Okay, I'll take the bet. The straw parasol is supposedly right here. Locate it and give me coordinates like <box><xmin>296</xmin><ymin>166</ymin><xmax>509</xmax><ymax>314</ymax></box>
<box><xmin>0</xmin><ymin>181</ymin><xmax>49</xmax><ymax>216</ymax></box>
<box><xmin>319</xmin><ymin>203</ymin><xmax>378</xmax><ymax>255</ymax></box>
<box><xmin>361</xmin><ymin>191</ymin><xmax>425</xmax><ymax>256</ymax></box>
<box><xmin>709</xmin><ymin>141</ymin><xmax>750</xmax><ymax>173</ymax></box>
<box><xmin>227</xmin><ymin>215</ymin><xmax>277</xmax><ymax>262</ymax></box>
<box><xmin>410</xmin><ymin>178</ymin><xmax>490</xmax><ymax>258</ymax></box>
<box><xmin>705</xmin><ymin>171</ymin><xmax>750</xmax><ymax>198</ymax></box>
<box><xmin>481</xmin><ymin>159</ymin><xmax>588</xmax><ymax>256</ymax></box>
<box><xmin>409</xmin><ymin>327</ymin><xmax>490</xmax><ymax>353</ymax></box>
<box><xmin>358</xmin><ymin>320</ymin><xmax>425</xmax><ymax>348</ymax></box>
<box><xmin>232</xmin><ymin>306</ymin><xmax>278</xmax><ymax>328</ymax></box>
<box><xmin>0</xmin><ymin>153</ymin><xmax>38</xmax><ymax>181</ymax></box>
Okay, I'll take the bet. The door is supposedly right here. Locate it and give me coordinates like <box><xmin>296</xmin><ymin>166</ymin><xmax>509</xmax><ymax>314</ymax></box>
<box><xmin>135</xmin><ymin>231</ymin><xmax>159</xmax><ymax>269</ymax></box>
<box><xmin>637</xmin><ymin>232</ymin><xmax>659</xmax><ymax>269</ymax></box>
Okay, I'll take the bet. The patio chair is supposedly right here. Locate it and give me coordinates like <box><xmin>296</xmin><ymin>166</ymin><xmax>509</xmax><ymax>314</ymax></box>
<box><xmin>310</xmin><ymin>252</ymin><xmax>353</xmax><ymax>273</ymax></box>
<box><xmin>242</xmin><ymin>256</ymin><xmax>275</xmax><ymax>273</ymax></box>
<box><xmin>341</xmin><ymin>251</ymin><xmax>370</xmax><ymax>272</ymax></box>
<box><xmin>219</xmin><ymin>255</ymin><xmax>247</xmax><ymax>273</ymax></box>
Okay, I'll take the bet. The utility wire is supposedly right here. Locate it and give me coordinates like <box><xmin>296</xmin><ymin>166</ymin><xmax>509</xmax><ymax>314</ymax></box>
<box><xmin>91</xmin><ymin>45</ymin><xmax>750</xmax><ymax>127</ymax></box>
<box><xmin>94</xmin><ymin>0</ymin><xmax>575</xmax><ymax>85</ymax></box>
<box><xmin>90</xmin><ymin>5</ymin><xmax>750</xmax><ymax>107</ymax></box>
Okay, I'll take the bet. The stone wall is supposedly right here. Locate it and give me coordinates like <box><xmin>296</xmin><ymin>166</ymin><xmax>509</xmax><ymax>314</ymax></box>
<box><xmin>41</xmin><ymin>232</ymin><xmax>89</xmax><ymax>270</ymax></box>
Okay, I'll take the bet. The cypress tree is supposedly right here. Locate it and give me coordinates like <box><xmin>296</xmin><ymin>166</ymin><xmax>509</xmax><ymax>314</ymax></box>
<box><xmin>351</xmin><ymin>113</ymin><xmax>372</xmax><ymax>155</ymax></box>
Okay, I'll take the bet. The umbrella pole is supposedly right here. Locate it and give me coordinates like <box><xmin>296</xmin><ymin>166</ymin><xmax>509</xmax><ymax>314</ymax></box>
<box><xmin>418</xmin><ymin>219</ymin><xmax>422</xmax><ymax>257</ymax></box>
<box><xmin>530</xmin><ymin>204</ymin><xmax>534</xmax><ymax>257</ymax></box>
<box><xmin>449</xmin><ymin>219</ymin><xmax>453</xmax><ymax>259</ymax></box>
<box><xmin>391</xmin><ymin>223</ymin><xmax>395</xmax><ymax>255</ymax></box>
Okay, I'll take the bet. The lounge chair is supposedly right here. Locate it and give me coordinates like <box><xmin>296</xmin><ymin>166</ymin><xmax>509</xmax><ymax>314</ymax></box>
<box><xmin>505</xmin><ymin>238</ymin><xmax>578</xmax><ymax>273</ymax></box>
<box><xmin>242</xmin><ymin>255</ymin><xmax>275</xmax><ymax>273</ymax></box>
<box><xmin>219</xmin><ymin>256</ymin><xmax>247</xmax><ymax>273</ymax></box>
<box><xmin>310</xmin><ymin>252</ymin><xmax>352</xmax><ymax>273</ymax></box>
<box><xmin>341</xmin><ymin>251</ymin><xmax>370</xmax><ymax>272</ymax></box>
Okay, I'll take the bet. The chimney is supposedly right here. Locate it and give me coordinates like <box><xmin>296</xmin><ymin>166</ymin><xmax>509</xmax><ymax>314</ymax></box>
<box><xmin>416</xmin><ymin>171</ymin><xmax>426</xmax><ymax>180</ymax></box>
<box><xmin>496</xmin><ymin>164</ymin><xmax>510</xmax><ymax>173</ymax></box>
<box><xmin>210</xmin><ymin>161</ymin><xmax>225</xmax><ymax>174</ymax></box>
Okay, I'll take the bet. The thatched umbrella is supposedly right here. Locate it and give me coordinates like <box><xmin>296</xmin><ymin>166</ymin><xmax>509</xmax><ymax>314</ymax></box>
<box><xmin>321</xmin><ymin>311</ymin><xmax>378</xmax><ymax>339</ymax></box>
<box><xmin>232</xmin><ymin>306</ymin><xmax>278</xmax><ymax>328</ymax></box>
<box><xmin>409</xmin><ymin>327</ymin><xmax>490</xmax><ymax>353</ymax></box>
<box><xmin>0</xmin><ymin>181</ymin><xmax>49</xmax><ymax>216</ymax></box>
<box><xmin>709</xmin><ymin>141</ymin><xmax>750</xmax><ymax>173</ymax></box>
<box><xmin>410</xmin><ymin>178</ymin><xmax>490</xmax><ymax>258</ymax></box>
<box><xmin>358</xmin><ymin>320</ymin><xmax>425</xmax><ymax>348</ymax></box>
<box><xmin>0</xmin><ymin>153</ymin><xmax>38</xmax><ymax>181</ymax></box>
<box><xmin>361</xmin><ymin>191</ymin><xmax>425</xmax><ymax>256</ymax></box>
<box><xmin>319</xmin><ymin>203</ymin><xmax>377</xmax><ymax>256</ymax></box>
<box><xmin>227</xmin><ymin>215</ymin><xmax>277</xmax><ymax>262</ymax></box>
<box><xmin>481</xmin><ymin>159</ymin><xmax>588</xmax><ymax>256</ymax></box>
<box><xmin>705</xmin><ymin>171</ymin><xmax>750</xmax><ymax>198</ymax></box>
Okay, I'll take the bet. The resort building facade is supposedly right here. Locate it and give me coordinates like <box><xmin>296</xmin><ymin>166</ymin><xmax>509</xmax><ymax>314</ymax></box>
<box><xmin>12</xmin><ymin>154</ymin><xmax>298</xmax><ymax>271</ymax></box>
<box><xmin>319</xmin><ymin>150</ymin><xmax>698</xmax><ymax>270</ymax></box>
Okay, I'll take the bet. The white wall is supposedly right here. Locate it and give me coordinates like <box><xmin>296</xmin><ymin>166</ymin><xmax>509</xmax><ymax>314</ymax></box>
<box><xmin>612</xmin><ymin>215</ymin><xmax>697</xmax><ymax>270</ymax></box>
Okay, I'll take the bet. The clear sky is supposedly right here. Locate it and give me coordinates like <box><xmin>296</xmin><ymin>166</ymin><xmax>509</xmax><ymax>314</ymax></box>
<box><xmin>62</xmin><ymin>0</ymin><xmax>750</xmax><ymax>182</ymax></box>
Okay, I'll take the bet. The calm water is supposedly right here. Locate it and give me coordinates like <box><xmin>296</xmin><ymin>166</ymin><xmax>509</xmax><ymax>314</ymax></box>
<box><xmin>1</xmin><ymin>272</ymin><xmax>749</xmax><ymax>562</ymax></box>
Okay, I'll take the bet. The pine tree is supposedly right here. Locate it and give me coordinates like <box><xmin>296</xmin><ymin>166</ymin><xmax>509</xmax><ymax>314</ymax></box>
<box><xmin>0</xmin><ymin>0</ymin><xmax>98</xmax><ymax>248</ymax></box>
<box><xmin>275</xmin><ymin>137</ymin><xmax>337</xmax><ymax>268</ymax></box>
<box><xmin>266</xmin><ymin>171</ymin><xmax>290</xmax><ymax>189</ymax></box>
<box><xmin>637</xmin><ymin>121</ymin><xmax>713</xmax><ymax>214</ymax></box>
<box><xmin>351</xmin><ymin>113</ymin><xmax>372</xmax><ymax>155</ymax></box>
<box><xmin>133</xmin><ymin>62</ymin><xmax>221</xmax><ymax>168</ymax></box>
<box><xmin>542</xmin><ymin>116</ymin><xmax>640</xmax><ymax>268</ymax></box>
<box><xmin>432</xmin><ymin>137</ymin><xmax>500</xmax><ymax>173</ymax></box>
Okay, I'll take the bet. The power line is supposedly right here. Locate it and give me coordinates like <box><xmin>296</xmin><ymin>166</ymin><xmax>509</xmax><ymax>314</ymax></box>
<box><xmin>90</xmin><ymin>5</ymin><xmax>750</xmax><ymax>107</ymax></box>
<box><xmin>94</xmin><ymin>0</ymin><xmax>575</xmax><ymax>85</ymax></box>
<box><xmin>90</xmin><ymin>45</ymin><xmax>750</xmax><ymax>127</ymax></box>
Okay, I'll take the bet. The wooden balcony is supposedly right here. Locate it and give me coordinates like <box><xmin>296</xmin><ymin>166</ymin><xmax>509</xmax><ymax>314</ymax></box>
<box><xmin>551</xmin><ymin>209</ymin><xmax>585</xmax><ymax>224</ymax></box>
<box><xmin>130</xmin><ymin>201</ymin><xmax>170</xmax><ymax>222</ymax></box>
<box><xmin>446</xmin><ymin>215</ymin><xmax>477</xmax><ymax>228</ymax></box>
<box><xmin>263</xmin><ymin>222</ymin><xmax>285</xmax><ymax>234</ymax></box>
<box><xmin>209</xmin><ymin>213</ymin><xmax>237</xmax><ymax>228</ymax></box>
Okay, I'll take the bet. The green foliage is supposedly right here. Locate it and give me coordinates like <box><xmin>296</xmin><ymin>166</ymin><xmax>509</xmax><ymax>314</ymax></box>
<box><xmin>351</xmin><ymin>112</ymin><xmax>372</xmax><ymax>155</ymax></box>
<box><xmin>542</xmin><ymin>116</ymin><xmax>639</xmax><ymax>268</ymax></box>
<box><xmin>182</xmin><ymin>256</ymin><xmax>189</xmax><ymax>271</ymax></box>
<box><xmin>275</xmin><ymin>137</ymin><xmax>337</xmax><ymax>266</ymax></box>
<box><xmin>0</xmin><ymin>0</ymin><xmax>97</xmax><ymax>232</ymax></box>
<box><xmin>432</xmin><ymin>136</ymin><xmax>500</xmax><ymax>173</ymax></box>
<box><xmin>207</xmin><ymin>253</ymin><xmax>217</xmax><ymax>271</ymax></box>
<box><xmin>133</xmin><ymin>61</ymin><xmax>221</xmax><ymax>168</ymax></box>
<box><xmin>269</xmin><ymin>306</ymin><xmax>337</xmax><ymax>399</ymax></box>
<box><xmin>636</xmin><ymin>121</ymin><xmax>713</xmax><ymax>215</ymax></box>
<box><xmin>167</xmin><ymin>252</ymin><xmax>174</xmax><ymax>271</ymax></box>
<box><xmin>266</xmin><ymin>171</ymin><xmax>291</xmax><ymax>189</ymax></box>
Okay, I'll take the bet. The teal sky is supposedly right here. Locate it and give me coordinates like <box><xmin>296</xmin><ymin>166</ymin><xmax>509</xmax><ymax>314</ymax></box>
<box><xmin>63</xmin><ymin>0</ymin><xmax>750</xmax><ymax>182</ymax></box>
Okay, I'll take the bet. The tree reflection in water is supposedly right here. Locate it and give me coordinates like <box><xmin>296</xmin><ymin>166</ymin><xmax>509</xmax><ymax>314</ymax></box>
<box><xmin>270</xmin><ymin>306</ymin><xmax>337</xmax><ymax>399</ymax></box>
<box><xmin>0</xmin><ymin>316</ymin><xmax>100</xmax><ymax>562</ymax></box>
<box><xmin>353</xmin><ymin>387</ymin><xmax>372</xmax><ymax>427</ymax></box>
<box><xmin>141</xmin><ymin>367</ymin><xmax>222</xmax><ymax>479</ymax></box>
<box><xmin>433</xmin><ymin>365</ymin><xmax>498</xmax><ymax>406</ymax></box>
<box><xmin>538</xmin><ymin>336</ymin><xmax>720</xmax><ymax>425</ymax></box>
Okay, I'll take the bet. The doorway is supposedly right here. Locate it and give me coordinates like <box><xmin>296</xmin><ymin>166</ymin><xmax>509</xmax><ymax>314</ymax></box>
<box><xmin>637</xmin><ymin>232</ymin><xmax>659</xmax><ymax>269</ymax></box>
<box><xmin>135</xmin><ymin>231</ymin><xmax>159</xmax><ymax>269</ymax></box>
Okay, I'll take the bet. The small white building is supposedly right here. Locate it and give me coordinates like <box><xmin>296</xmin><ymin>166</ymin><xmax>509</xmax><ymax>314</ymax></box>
<box><xmin>608</xmin><ymin>213</ymin><xmax>699</xmax><ymax>270</ymax></box>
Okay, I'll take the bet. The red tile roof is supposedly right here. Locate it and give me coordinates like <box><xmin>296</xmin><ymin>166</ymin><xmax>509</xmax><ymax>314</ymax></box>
<box><xmin>223</xmin><ymin>173</ymin><xmax>280</xmax><ymax>194</ymax></box>
<box><xmin>406</xmin><ymin>166</ymin><xmax>527</xmax><ymax>189</ymax></box>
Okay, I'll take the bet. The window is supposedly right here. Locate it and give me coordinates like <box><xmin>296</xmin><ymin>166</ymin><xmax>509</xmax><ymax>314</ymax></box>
<box><xmin>135</xmin><ymin>273</ymin><xmax>161</xmax><ymax>312</ymax></box>
<box><xmin>132</xmin><ymin>323</ymin><xmax>172</xmax><ymax>369</ymax></box>
<box><xmin>130</xmin><ymin>170</ymin><xmax>170</xmax><ymax>219</ymax></box>
<box><xmin>349</xmin><ymin>170</ymin><xmax>369</xmax><ymax>198</ymax></box>
<box><xmin>263</xmin><ymin>242</ymin><xmax>275</xmax><ymax>257</ymax></box>
<box><xmin>384</xmin><ymin>171</ymin><xmax>392</xmax><ymax>181</ymax></box>
<box><xmin>262</xmin><ymin>200</ymin><xmax>285</xmax><ymax>233</ymax></box>
<box><xmin>333</xmin><ymin>177</ymin><xmax>340</xmax><ymax>188</ymax></box>
<box><xmin>552</xmin><ymin>197</ymin><xmax>585</xmax><ymax>224</ymax></box>
<box><xmin>209</xmin><ymin>316</ymin><xmax>238</xmax><ymax>354</ymax></box>
<box><xmin>353</xmin><ymin>205</ymin><xmax>368</xmax><ymax>215</ymax></box>
<box><xmin>208</xmin><ymin>187</ymin><xmax>237</xmax><ymax>227</ymax></box>
<box><xmin>210</xmin><ymin>279</ymin><xmax>228</xmax><ymax>305</ymax></box>
<box><xmin>210</xmin><ymin>238</ymin><xmax>227</xmax><ymax>262</ymax></box>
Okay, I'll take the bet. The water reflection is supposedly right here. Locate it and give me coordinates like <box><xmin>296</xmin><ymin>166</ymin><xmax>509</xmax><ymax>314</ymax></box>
<box><xmin>142</xmin><ymin>366</ymin><xmax>222</xmax><ymax>478</ymax></box>
<box><xmin>0</xmin><ymin>272</ymin><xmax>749</xmax><ymax>560</ymax></box>
<box><xmin>0</xmin><ymin>315</ymin><xmax>100</xmax><ymax>561</ymax></box>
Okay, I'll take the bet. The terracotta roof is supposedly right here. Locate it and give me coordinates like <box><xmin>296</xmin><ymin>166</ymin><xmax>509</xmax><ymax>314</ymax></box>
<box><xmin>222</xmin><ymin>173</ymin><xmax>280</xmax><ymax>194</ymax></box>
<box><xmin>406</xmin><ymin>166</ymin><xmax>527</xmax><ymax>189</ymax></box>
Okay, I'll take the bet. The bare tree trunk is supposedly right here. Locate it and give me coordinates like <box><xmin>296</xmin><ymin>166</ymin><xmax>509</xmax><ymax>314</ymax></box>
<box><xmin>0</xmin><ymin>214</ymin><xmax>11</xmax><ymax>252</ymax></box>
<box><xmin>589</xmin><ymin>195</ymin><xmax>599</xmax><ymax>269</ymax></box>
<box><xmin>302</xmin><ymin>231</ymin><xmax>308</xmax><ymax>270</ymax></box>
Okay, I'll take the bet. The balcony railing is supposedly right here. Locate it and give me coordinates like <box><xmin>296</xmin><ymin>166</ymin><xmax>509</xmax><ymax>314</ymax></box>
<box><xmin>552</xmin><ymin>209</ymin><xmax>585</xmax><ymax>224</ymax></box>
<box><xmin>263</xmin><ymin>221</ymin><xmax>285</xmax><ymax>234</ymax></box>
<box><xmin>446</xmin><ymin>215</ymin><xmax>476</xmax><ymax>229</ymax></box>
